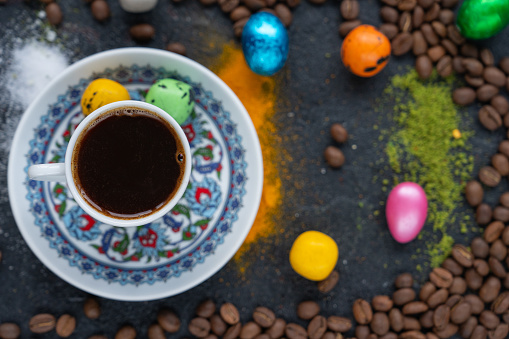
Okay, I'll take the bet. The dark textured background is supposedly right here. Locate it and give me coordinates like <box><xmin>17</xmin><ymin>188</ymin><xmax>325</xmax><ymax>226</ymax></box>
<box><xmin>0</xmin><ymin>0</ymin><xmax>509</xmax><ymax>338</ymax></box>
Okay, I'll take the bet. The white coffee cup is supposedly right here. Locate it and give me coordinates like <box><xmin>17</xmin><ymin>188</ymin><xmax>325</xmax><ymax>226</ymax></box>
<box><xmin>28</xmin><ymin>100</ymin><xmax>192</xmax><ymax>227</ymax></box>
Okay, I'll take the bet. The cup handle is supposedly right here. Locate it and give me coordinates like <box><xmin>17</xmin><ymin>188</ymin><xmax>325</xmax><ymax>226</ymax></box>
<box><xmin>28</xmin><ymin>163</ymin><xmax>66</xmax><ymax>182</ymax></box>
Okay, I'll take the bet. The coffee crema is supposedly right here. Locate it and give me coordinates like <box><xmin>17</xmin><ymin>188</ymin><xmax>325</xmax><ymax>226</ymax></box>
<box><xmin>72</xmin><ymin>107</ymin><xmax>186</xmax><ymax>219</ymax></box>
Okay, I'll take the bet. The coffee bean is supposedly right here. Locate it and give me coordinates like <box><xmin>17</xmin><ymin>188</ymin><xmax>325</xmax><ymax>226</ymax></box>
<box><xmin>463</xmin><ymin>58</ymin><xmax>484</xmax><ymax>76</ymax></box>
<box><xmin>465</xmin><ymin>181</ymin><xmax>484</xmax><ymax>207</ymax></box>
<box><xmin>503</xmin><ymin>226</ymin><xmax>509</xmax><ymax>245</ymax></box>
<box><xmin>427</xmin><ymin>289</ymin><xmax>449</xmax><ymax>309</ymax></box>
<box><xmin>356</xmin><ymin>325</ymin><xmax>370</xmax><ymax>339</ymax></box>
<box><xmin>233</xmin><ymin>17</ymin><xmax>249</xmax><ymax>37</ymax></box>
<box><xmin>129</xmin><ymin>24</ymin><xmax>155</xmax><ymax>42</ymax></box>
<box><xmin>285</xmin><ymin>323</ymin><xmax>307</xmax><ymax>339</ymax></box>
<box><xmin>380</xmin><ymin>332</ymin><xmax>398</xmax><ymax>339</ymax></box>
<box><xmin>298</xmin><ymin>301</ymin><xmax>320</xmax><ymax>320</ymax></box>
<box><xmin>494</xmin><ymin>206</ymin><xmax>509</xmax><ymax>222</ymax></box>
<box><xmin>55</xmin><ymin>314</ymin><xmax>75</xmax><ymax>338</ymax></box>
<box><xmin>451</xmin><ymin>245</ymin><xmax>473</xmax><ymax>267</ymax></box>
<box><xmin>200</xmin><ymin>0</ymin><xmax>218</xmax><ymax>6</ymax></box>
<box><xmin>0</xmin><ymin>323</ymin><xmax>20</xmax><ymax>339</ymax></box>
<box><xmin>438</xmin><ymin>9</ymin><xmax>454</xmax><ymax>25</ymax></box>
<box><xmin>433</xmin><ymin>323</ymin><xmax>458</xmax><ymax>338</ymax></box>
<box><xmin>500</xmin><ymin>57</ymin><xmax>509</xmax><ymax>74</ymax></box>
<box><xmin>485</xmin><ymin>222</ymin><xmax>505</xmax><ymax>244</ymax></box>
<box><xmin>317</xmin><ymin>270</ymin><xmax>339</xmax><ymax>293</ymax></box>
<box><xmin>381</xmin><ymin>6</ymin><xmax>399</xmax><ymax>23</ymax></box>
<box><xmin>453</xmin><ymin>56</ymin><xmax>466</xmax><ymax>74</ymax></box>
<box><xmin>329</xmin><ymin>124</ymin><xmax>349</xmax><ymax>144</ymax></box>
<box><xmin>473</xmin><ymin>259</ymin><xmax>490</xmax><ymax>276</ymax></box>
<box><xmin>326</xmin><ymin>316</ymin><xmax>351</xmax><ymax>333</ymax></box>
<box><xmin>429</xmin><ymin>267</ymin><xmax>453</xmax><ymax>288</ymax></box>
<box><xmin>404</xmin><ymin>317</ymin><xmax>421</xmax><ymax>331</ymax></box>
<box><xmin>403</xmin><ymin>302</ymin><xmax>429</xmax><ymax>315</ymax></box>
<box><xmin>339</xmin><ymin>20</ymin><xmax>362</xmax><ymax>37</ymax></box>
<box><xmin>84</xmin><ymin>298</ymin><xmax>101</xmax><ymax>319</ymax></box>
<box><xmin>441</xmin><ymin>0</ymin><xmax>458</xmax><ymax>7</ymax></box>
<box><xmin>477</xmin><ymin>85</ymin><xmax>499</xmax><ymax>102</ymax></box>
<box><xmin>427</xmin><ymin>45</ymin><xmax>446</xmax><ymax>62</ymax></box>
<box><xmin>266</xmin><ymin>318</ymin><xmax>286</xmax><ymax>339</ymax></box>
<box><xmin>480</xmin><ymin>310</ymin><xmax>500</xmax><ymax>330</ymax></box>
<box><xmin>352</xmin><ymin>299</ymin><xmax>373</xmax><ymax>325</ymax></box>
<box><xmin>479</xmin><ymin>277</ymin><xmax>501</xmax><ymax>303</ymax></box>
<box><xmin>503</xmin><ymin>310</ymin><xmax>509</xmax><ymax>324</ymax></box>
<box><xmin>419</xmin><ymin>310</ymin><xmax>434</xmax><ymax>328</ymax></box>
<box><xmin>412</xmin><ymin>31</ymin><xmax>427</xmax><ymax>56</ymax></box>
<box><xmin>45</xmin><ymin>2</ymin><xmax>62</xmax><ymax>25</ymax></box>
<box><xmin>447</xmin><ymin>25</ymin><xmax>465</xmax><ymax>45</ymax></box>
<box><xmin>397</xmin><ymin>0</ymin><xmax>416</xmax><ymax>10</ymax></box>
<box><xmin>417</xmin><ymin>0</ymin><xmax>433</xmax><ymax>8</ymax></box>
<box><xmin>340</xmin><ymin>0</ymin><xmax>359</xmax><ymax>20</ymax></box>
<box><xmin>399</xmin><ymin>11</ymin><xmax>412</xmax><ymax>32</ymax></box>
<box><xmin>224</xmin><ymin>323</ymin><xmax>242</xmax><ymax>339</ymax></box>
<box><xmin>379</xmin><ymin>23</ymin><xmax>399</xmax><ymax>40</ymax></box>
<box><xmin>392</xmin><ymin>33</ymin><xmax>413</xmax><ymax>56</ymax></box>
<box><xmin>478</xmin><ymin>49</ymin><xmax>495</xmax><ymax>67</ymax></box>
<box><xmin>219</xmin><ymin>0</ymin><xmax>239</xmax><ymax>13</ymax></box>
<box><xmin>423</xmin><ymin>3</ymin><xmax>439</xmax><ymax>22</ymax></box>
<box><xmin>253</xmin><ymin>307</ymin><xmax>275</xmax><ymax>328</ymax></box>
<box><xmin>274</xmin><ymin>4</ymin><xmax>292</xmax><ymax>26</ymax></box>
<box><xmin>157</xmin><ymin>309</ymin><xmax>180</xmax><ymax>333</ymax></box>
<box><xmin>371</xmin><ymin>313</ymin><xmax>390</xmax><ymax>336</ymax></box>
<box><xmin>382</xmin><ymin>0</ymin><xmax>398</xmax><ymax>5</ymax></box>
<box><xmin>492</xmin><ymin>292</ymin><xmax>509</xmax><ymax>314</ymax></box>
<box><xmin>479</xmin><ymin>165</ymin><xmax>502</xmax><ymax>186</ymax></box>
<box><xmin>452</xmin><ymin>87</ymin><xmax>476</xmax><ymax>106</ymax></box>
<box><xmin>441</xmin><ymin>258</ymin><xmax>463</xmax><ymax>277</ymax></box>
<box><xmin>240</xmin><ymin>322</ymin><xmax>261</xmax><ymax>339</ymax></box>
<box><xmin>393</xmin><ymin>288</ymin><xmax>416</xmax><ymax>306</ymax></box>
<box><xmin>244</xmin><ymin>0</ymin><xmax>265</xmax><ymax>10</ymax></box>
<box><xmin>492</xmin><ymin>154</ymin><xmax>509</xmax><ymax>176</ymax></box>
<box><xmin>29</xmin><ymin>313</ymin><xmax>56</xmax><ymax>334</ymax></box>
<box><xmin>372</xmin><ymin>296</ymin><xmax>394</xmax><ymax>312</ymax></box>
<box><xmin>421</xmin><ymin>23</ymin><xmax>439</xmax><ymax>45</ymax></box>
<box><xmin>476</xmin><ymin>203</ymin><xmax>493</xmax><ymax>225</ymax></box>
<box><xmin>419</xmin><ymin>282</ymin><xmax>437</xmax><ymax>302</ymax></box>
<box><xmin>465</xmin><ymin>268</ymin><xmax>483</xmax><ymax>290</ymax></box>
<box><xmin>91</xmin><ymin>0</ymin><xmax>110</xmax><ymax>21</ymax></box>
<box><xmin>324</xmin><ymin>146</ymin><xmax>345</xmax><ymax>168</ymax></box>
<box><xmin>491</xmin><ymin>96</ymin><xmax>509</xmax><ymax>115</ymax></box>
<box><xmin>441</xmin><ymin>39</ymin><xmax>457</xmax><ymax>56</ymax></box>
<box><xmin>196</xmin><ymin>300</ymin><xmax>216</xmax><ymax>318</ymax></box>
<box><xmin>166</xmin><ymin>42</ymin><xmax>187</xmax><ymax>56</ymax></box>
<box><xmin>433</xmin><ymin>305</ymin><xmax>450</xmax><ymax>330</ymax></box>
<box><xmin>115</xmin><ymin>325</ymin><xmax>136</xmax><ymax>339</ymax></box>
<box><xmin>210</xmin><ymin>315</ymin><xmax>227</xmax><ymax>336</ymax></box>
<box><xmin>307</xmin><ymin>316</ymin><xmax>327</xmax><ymax>339</ymax></box>
<box><xmin>230</xmin><ymin>6</ymin><xmax>250</xmax><ymax>21</ymax></box>
<box><xmin>450</xmin><ymin>301</ymin><xmax>472</xmax><ymax>325</ymax></box>
<box><xmin>491</xmin><ymin>239</ymin><xmax>507</xmax><ymax>260</ymax></box>
<box><xmin>483</xmin><ymin>67</ymin><xmax>507</xmax><ymax>87</ymax></box>
<box><xmin>462</xmin><ymin>43</ymin><xmax>479</xmax><ymax>58</ymax></box>
<box><xmin>437</xmin><ymin>56</ymin><xmax>452</xmax><ymax>77</ymax></box>
<box><xmin>449</xmin><ymin>277</ymin><xmax>467</xmax><ymax>295</ymax></box>
<box><xmin>431</xmin><ymin>21</ymin><xmax>446</xmax><ymax>38</ymax></box>
<box><xmin>148</xmin><ymin>324</ymin><xmax>166</xmax><ymax>339</ymax></box>
<box><xmin>412</xmin><ymin>6</ymin><xmax>424</xmax><ymax>28</ymax></box>
<box><xmin>321</xmin><ymin>332</ymin><xmax>335</xmax><ymax>339</ymax></box>
<box><xmin>189</xmin><ymin>318</ymin><xmax>211</xmax><ymax>338</ymax></box>
<box><xmin>471</xmin><ymin>325</ymin><xmax>488</xmax><ymax>339</ymax></box>
<box><xmin>389</xmin><ymin>308</ymin><xmax>404</xmax><ymax>332</ymax></box>
<box><xmin>446</xmin><ymin>294</ymin><xmax>463</xmax><ymax>309</ymax></box>
<box><xmin>394</xmin><ymin>273</ymin><xmax>413</xmax><ymax>288</ymax></box>
<box><xmin>220</xmin><ymin>303</ymin><xmax>240</xmax><ymax>325</ymax></box>
<box><xmin>400</xmin><ymin>331</ymin><xmax>426</xmax><ymax>339</ymax></box>
<box><xmin>459</xmin><ymin>316</ymin><xmax>478</xmax><ymax>338</ymax></box>
<box><xmin>490</xmin><ymin>323</ymin><xmax>509</xmax><ymax>339</ymax></box>
<box><xmin>416</xmin><ymin>55</ymin><xmax>433</xmax><ymax>79</ymax></box>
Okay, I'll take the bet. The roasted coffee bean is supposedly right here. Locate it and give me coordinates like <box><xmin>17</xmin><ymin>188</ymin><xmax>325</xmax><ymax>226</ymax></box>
<box><xmin>230</xmin><ymin>6</ymin><xmax>250</xmax><ymax>21</ymax></box>
<box><xmin>210</xmin><ymin>315</ymin><xmax>227</xmax><ymax>336</ymax></box>
<box><xmin>84</xmin><ymin>298</ymin><xmax>101</xmax><ymax>319</ymax></box>
<box><xmin>490</xmin><ymin>323</ymin><xmax>509</xmax><ymax>339</ymax></box>
<box><xmin>274</xmin><ymin>4</ymin><xmax>291</xmax><ymax>27</ymax></box>
<box><xmin>380</xmin><ymin>332</ymin><xmax>398</xmax><ymax>339</ymax></box>
<box><xmin>503</xmin><ymin>311</ymin><xmax>509</xmax><ymax>324</ymax></box>
<box><xmin>297</xmin><ymin>301</ymin><xmax>320</xmax><ymax>320</ymax></box>
<box><xmin>393</xmin><ymin>288</ymin><xmax>416</xmax><ymax>306</ymax></box>
<box><xmin>420</xmin><ymin>310</ymin><xmax>434</xmax><ymax>328</ymax></box>
<box><xmin>447</xmin><ymin>25</ymin><xmax>465</xmax><ymax>45</ymax></box>
<box><xmin>91</xmin><ymin>0</ymin><xmax>110</xmax><ymax>21</ymax></box>
<box><xmin>453</xmin><ymin>56</ymin><xmax>466</xmax><ymax>74</ymax></box>
<box><xmin>196</xmin><ymin>300</ymin><xmax>216</xmax><ymax>318</ymax></box>
<box><xmin>477</xmin><ymin>85</ymin><xmax>499</xmax><ymax>102</ymax></box>
<box><xmin>404</xmin><ymin>317</ymin><xmax>421</xmax><ymax>331</ymax></box>
<box><xmin>388</xmin><ymin>308</ymin><xmax>404</xmax><ymax>332</ymax></box>
<box><xmin>421</xmin><ymin>23</ymin><xmax>439</xmax><ymax>45</ymax></box>
<box><xmin>474</xmin><ymin>259</ymin><xmax>490</xmax><ymax>276</ymax></box>
<box><xmin>463</xmin><ymin>295</ymin><xmax>484</xmax><ymax>315</ymax></box>
<box><xmin>307</xmin><ymin>316</ymin><xmax>327</xmax><ymax>339</ymax></box>
<box><xmin>398</xmin><ymin>0</ymin><xmax>417</xmax><ymax>11</ymax></box>
<box><xmin>189</xmin><ymin>318</ymin><xmax>211</xmax><ymax>338</ymax></box>
<box><xmin>452</xmin><ymin>87</ymin><xmax>476</xmax><ymax>106</ymax></box>
<box><xmin>55</xmin><ymin>314</ymin><xmax>75</xmax><ymax>338</ymax></box>
<box><xmin>465</xmin><ymin>181</ymin><xmax>484</xmax><ymax>207</ymax></box>
<box><xmin>492</xmin><ymin>154</ymin><xmax>509</xmax><ymax>176</ymax></box>
<box><xmin>494</xmin><ymin>206</ymin><xmax>509</xmax><ymax>222</ymax></box>
<box><xmin>45</xmin><ymin>2</ymin><xmax>62</xmax><ymax>25</ymax></box>
<box><xmin>485</xmin><ymin>221</ymin><xmax>505</xmax><ymax>244</ymax></box>
<box><xmin>400</xmin><ymin>330</ymin><xmax>426</xmax><ymax>339</ymax></box>
<box><xmin>479</xmin><ymin>48</ymin><xmax>495</xmax><ymax>66</ymax></box>
<box><xmin>437</xmin><ymin>56</ymin><xmax>452</xmax><ymax>77</ymax></box>
<box><xmin>392</xmin><ymin>33</ymin><xmax>413</xmax><ymax>56</ymax></box>
<box><xmin>471</xmin><ymin>325</ymin><xmax>488</xmax><ymax>339</ymax></box>
<box><xmin>451</xmin><ymin>245</ymin><xmax>473</xmax><ymax>267</ymax></box>
<box><xmin>431</xmin><ymin>21</ymin><xmax>446</xmax><ymax>38</ymax></box>
<box><xmin>461</xmin><ymin>43</ymin><xmax>479</xmax><ymax>58</ymax></box>
<box><xmin>115</xmin><ymin>325</ymin><xmax>136</xmax><ymax>339</ymax></box>
<box><xmin>353</xmin><ymin>299</ymin><xmax>373</xmax><ymax>324</ymax></box>
<box><xmin>476</xmin><ymin>203</ymin><xmax>493</xmax><ymax>225</ymax></box>
<box><xmin>224</xmin><ymin>323</ymin><xmax>242</xmax><ymax>339</ymax></box>
<box><xmin>504</xmin><ymin>114</ymin><xmax>509</xmax><ymax>128</ymax></box>
<box><xmin>148</xmin><ymin>324</ymin><xmax>165</xmax><ymax>339</ymax></box>
<box><xmin>479</xmin><ymin>165</ymin><xmax>501</xmax><ymax>187</ymax></box>
<box><xmin>330</xmin><ymin>124</ymin><xmax>348</xmax><ymax>144</ymax></box>
<box><xmin>423</xmin><ymin>3</ymin><xmax>439</xmax><ymax>22</ymax></box>
<box><xmin>29</xmin><ymin>313</ymin><xmax>56</xmax><ymax>334</ymax></box>
<box><xmin>480</xmin><ymin>277</ymin><xmax>501</xmax><ymax>303</ymax></box>
<box><xmin>379</xmin><ymin>23</ymin><xmax>399</xmax><ymax>40</ymax></box>
<box><xmin>244</xmin><ymin>0</ymin><xmax>265</xmax><ymax>10</ymax></box>
<box><xmin>417</xmin><ymin>0</ymin><xmax>433</xmax><ymax>8</ymax></box>
<box><xmin>480</xmin><ymin>310</ymin><xmax>500</xmax><ymax>330</ymax></box>
<box><xmin>369</xmin><ymin>313</ymin><xmax>390</xmax><ymax>336</ymax></box>
<box><xmin>326</xmin><ymin>316</ymin><xmax>351</xmax><ymax>333</ymax></box>
<box><xmin>321</xmin><ymin>332</ymin><xmax>336</xmax><ymax>339</ymax></box>
<box><xmin>339</xmin><ymin>20</ymin><xmax>362</xmax><ymax>37</ymax></box>
<box><xmin>441</xmin><ymin>39</ymin><xmax>458</xmax><ymax>56</ymax></box>
<box><xmin>499</xmin><ymin>57</ymin><xmax>509</xmax><ymax>74</ymax></box>
<box><xmin>434</xmin><ymin>323</ymin><xmax>458</xmax><ymax>338</ymax></box>
<box><xmin>419</xmin><ymin>282</ymin><xmax>437</xmax><ymax>302</ymax></box>
<box><xmin>427</xmin><ymin>289</ymin><xmax>449</xmax><ymax>309</ymax></box>
<box><xmin>395</xmin><ymin>273</ymin><xmax>414</xmax><ymax>288</ymax></box>
<box><xmin>504</xmin><ymin>226</ymin><xmax>509</xmax><ymax>245</ymax></box>
<box><xmin>399</xmin><ymin>11</ymin><xmax>412</xmax><ymax>32</ymax></box>
<box><xmin>129</xmin><ymin>24</ymin><xmax>155</xmax><ymax>42</ymax></box>
<box><xmin>382</xmin><ymin>0</ymin><xmax>398</xmax><ymax>5</ymax></box>
<box><xmin>502</xmin><ymin>143</ymin><xmax>509</xmax><ymax>160</ymax></box>
<box><xmin>445</xmin><ymin>295</ymin><xmax>462</xmax><ymax>309</ymax></box>
<box><xmin>416</xmin><ymin>55</ymin><xmax>433</xmax><ymax>79</ymax></box>
<box><xmin>449</xmin><ymin>277</ymin><xmax>467</xmax><ymax>295</ymax></box>
<box><xmin>412</xmin><ymin>31</ymin><xmax>427</xmax><ymax>56</ymax></box>
<box><xmin>220</xmin><ymin>303</ymin><xmax>240</xmax><ymax>325</ymax></box>
<box><xmin>492</xmin><ymin>292</ymin><xmax>509</xmax><ymax>314</ymax></box>
<box><xmin>317</xmin><ymin>270</ymin><xmax>339</xmax><ymax>293</ymax></box>
<box><xmin>459</xmin><ymin>316</ymin><xmax>478</xmax><ymax>338</ymax></box>
<box><xmin>429</xmin><ymin>267</ymin><xmax>453</xmax><ymax>288</ymax></box>
<box><xmin>491</xmin><ymin>256</ymin><xmax>509</xmax><ymax>277</ymax></box>
<box><xmin>340</xmin><ymin>0</ymin><xmax>359</xmax><ymax>20</ymax></box>
<box><xmin>266</xmin><ymin>318</ymin><xmax>286</xmax><ymax>339</ymax></box>
<box><xmin>428</xmin><ymin>45</ymin><xmax>446</xmax><ymax>62</ymax></box>
<box><xmin>490</xmin><ymin>239</ymin><xmax>507</xmax><ymax>260</ymax></box>
<box><xmin>218</xmin><ymin>0</ymin><xmax>239</xmax><ymax>13</ymax></box>
<box><xmin>433</xmin><ymin>305</ymin><xmax>450</xmax><ymax>331</ymax></box>
<box><xmin>166</xmin><ymin>42</ymin><xmax>187</xmax><ymax>56</ymax></box>
<box><xmin>484</xmin><ymin>67</ymin><xmax>507</xmax><ymax>87</ymax></box>
<box><xmin>403</xmin><ymin>302</ymin><xmax>429</xmax><ymax>315</ymax></box>
<box><xmin>324</xmin><ymin>146</ymin><xmax>345</xmax><ymax>168</ymax></box>
<box><xmin>441</xmin><ymin>258</ymin><xmax>463</xmax><ymax>276</ymax></box>
<box><xmin>492</xmin><ymin>96</ymin><xmax>509</xmax><ymax>115</ymax></box>
<box><xmin>0</xmin><ymin>323</ymin><xmax>21</xmax><ymax>339</ymax></box>
<box><xmin>199</xmin><ymin>0</ymin><xmax>218</xmax><ymax>6</ymax></box>
<box><xmin>240</xmin><ymin>322</ymin><xmax>261</xmax><ymax>339</ymax></box>
<box><xmin>413</xmin><ymin>6</ymin><xmax>424</xmax><ymax>28</ymax></box>
<box><xmin>441</xmin><ymin>0</ymin><xmax>458</xmax><ymax>7</ymax></box>
<box><xmin>286</xmin><ymin>323</ymin><xmax>307</xmax><ymax>339</ymax></box>
<box><xmin>466</xmin><ymin>268</ymin><xmax>484</xmax><ymax>290</ymax></box>
<box><xmin>372</xmin><ymin>296</ymin><xmax>393</xmax><ymax>312</ymax></box>
<box><xmin>356</xmin><ymin>325</ymin><xmax>370</xmax><ymax>339</ymax></box>
<box><xmin>233</xmin><ymin>17</ymin><xmax>249</xmax><ymax>37</ymax></box>
<box><xmin>381</xmin><ymin>6</ymin><xmax>399</xmax><ymax>23</ymax></box>
<box><xmin>465</xmin><ymin>74</ymin><xmax>485</xmax><ymax>87</ymax></box>
<box><xmin>450</xmin><ymin>301</ymin><xmax>472</xmax><ymax>325</ymax></box>
<box><xmin>253</xmin><ymin>307</ymin><xmax>275</xmax><ymax>328</ymax></box>
<box><xmin>438</xmin><ymin>9</ymin><xmax>454</xmax><ymax>25</ymax></box>
<box><xmin>463</xmin><ymin>58</ymin><xmax>484</xmax><ymax>76</ymax></box>
<box><xmin>157</xmin><ymin>309</ymin><xmax>180</xmax><ymax>333</ymax></box>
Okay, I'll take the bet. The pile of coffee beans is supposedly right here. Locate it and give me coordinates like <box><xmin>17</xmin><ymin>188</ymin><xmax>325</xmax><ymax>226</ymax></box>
<box><xmin>324</xmin><ymin>123</ymin><xmax>349</xmax><ymax>169</ymax></box>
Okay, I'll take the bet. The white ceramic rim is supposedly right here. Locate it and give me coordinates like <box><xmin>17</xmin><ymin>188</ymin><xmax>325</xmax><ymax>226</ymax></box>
<box><xmin>7</xmin><ymin>47</ymin><xmax>264</xmax><ymax>301</ymax></box>
<box><xmin>64</xmin><ymin>100</ymin><xmax>192</xmax><ymax>227</ymax></box>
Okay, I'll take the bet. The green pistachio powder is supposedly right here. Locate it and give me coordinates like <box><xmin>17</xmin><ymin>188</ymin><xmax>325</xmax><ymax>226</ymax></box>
<box><xmin>374</xmin><ymin>69</ymin><xmax>476</xmax><ymax>269</ymax></box>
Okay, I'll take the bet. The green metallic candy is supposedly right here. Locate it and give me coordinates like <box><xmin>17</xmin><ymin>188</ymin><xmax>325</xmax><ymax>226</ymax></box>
<box><xmin>145</xmin><ymin>78</ymin><xmax>195</xmax><ymax>125</ymax></box>
<box><xmin>457</xmin><ymin>0</ymin><xmax>509</xmax><ymax>40</ymax></box>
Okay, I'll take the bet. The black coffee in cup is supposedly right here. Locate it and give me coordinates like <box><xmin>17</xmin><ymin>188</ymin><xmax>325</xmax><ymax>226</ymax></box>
<box><xmin>72</xmin><ymin>107</ymin><xmax>186</xmax><ymax>219</ymax></box>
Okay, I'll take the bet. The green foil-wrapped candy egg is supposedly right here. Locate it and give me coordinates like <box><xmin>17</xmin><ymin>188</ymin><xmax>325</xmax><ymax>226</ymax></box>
<box><xmin>145</xmin><ymin>79</ymin><xmax>195</xmax><ymax>125</ymax></box>
<box><xmin>457</xmin><ymin>0</ymin><xmax>509</xmax><ymax>40</ymax></box>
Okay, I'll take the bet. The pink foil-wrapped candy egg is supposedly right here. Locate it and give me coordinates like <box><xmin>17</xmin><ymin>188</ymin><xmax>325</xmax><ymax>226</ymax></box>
<box><xmin>386</xmin><ymin>182</ymin><xmax>428</xmax><ymax>243</ymax></box>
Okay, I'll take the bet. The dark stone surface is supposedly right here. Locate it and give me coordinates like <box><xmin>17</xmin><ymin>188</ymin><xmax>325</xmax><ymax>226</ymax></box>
<box><xmin>0</xmin><ymin>0</ymin><xmax>508</xmax><ymax>338</ymax></box>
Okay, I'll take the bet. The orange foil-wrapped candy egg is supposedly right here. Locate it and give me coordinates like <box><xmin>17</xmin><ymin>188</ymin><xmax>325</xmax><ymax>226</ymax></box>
<box><xmin>341</xmin><ymin>25</ymin><xmax>391</xmax><ymax>77</ymax></box>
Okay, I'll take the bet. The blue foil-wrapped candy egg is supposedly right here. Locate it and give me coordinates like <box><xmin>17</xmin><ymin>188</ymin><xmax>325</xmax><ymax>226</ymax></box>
<box><xmin>241</xmin><ymin>12</ymin><xmax>289</xmax><ymax>76</ymax></box>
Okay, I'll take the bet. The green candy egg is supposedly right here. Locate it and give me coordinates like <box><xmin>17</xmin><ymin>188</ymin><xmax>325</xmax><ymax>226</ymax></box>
<box><xmin>145</xmin><ymin>79</ymin><xmax>195</xmax><ymax>125</ymax></box>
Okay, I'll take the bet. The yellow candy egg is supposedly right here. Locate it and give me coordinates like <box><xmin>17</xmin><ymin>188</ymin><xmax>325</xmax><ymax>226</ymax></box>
<box><xmin>80</xmin><ymin>78</ymin><xmax>130</xmax><ymax>116</ymax></box>
<box><xmin>289</xmin><ymin>230</ymin><xmax>339</xmax><ymax>281</ymax></box>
